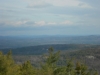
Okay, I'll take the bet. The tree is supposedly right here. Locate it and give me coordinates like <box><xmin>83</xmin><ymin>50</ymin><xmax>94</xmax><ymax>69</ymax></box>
<box><xmin>19</xmin><ymin>61</ymin><xmax>36</xmax><ymax>75</ymax></box>
<box><xmin>66</xmin><ymin>59</ymin><xmax>75</xmax><ymax>75</ymax></box>
<box><xmin>0</xmin><ymin>51</ymin><xmax>20</xmax><ymax>75</ymax></box>
<box><xmin>40</xmin><ymin>47</ymin><xmax>60</xmax><ymax>75</ymax></box>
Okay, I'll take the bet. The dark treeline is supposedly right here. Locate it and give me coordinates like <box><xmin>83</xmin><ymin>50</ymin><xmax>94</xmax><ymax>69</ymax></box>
<box><xmin>1</xmin><ymin>44</ymin><xmax>100</xmax><ymax>55</ymax></box>
<box><xmin>0</xmin><ymin>47</ymin><xmax>98</xmax><ymax>75</ymax></box>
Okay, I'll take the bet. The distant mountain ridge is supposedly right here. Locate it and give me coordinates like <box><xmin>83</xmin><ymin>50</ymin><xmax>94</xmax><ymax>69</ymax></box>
<box><xmin>0</xmin><ymin>35</ymin><xmax>100</xmax><ymax>49</ymax></box>
<box><xmin>1</xmin><ymin>44</ymin><xmax>100</xmax><ymax>55</ymax></box>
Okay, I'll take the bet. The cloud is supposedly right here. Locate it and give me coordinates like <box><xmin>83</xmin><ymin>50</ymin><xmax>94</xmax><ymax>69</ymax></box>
<box><xmin>31</xmin><ymin>20</ymin><xmax>74</xmax><ymax>26</ymax></box>
<box><xmin>35</xmin><ymin>21</ymin><xmax>46</xmax><ymax>26</ymax></box>
<box><xmin>0</xmin><ymin>20</ymin><xmax>46</xmax><ymax>27</ymax></box>
<box><xmin>0</xmin><ymin>20</ymin><xmax>74</xmax><ymax>27</ymax></box>
<box><xmin>61</xmin><ymin>20</ymin><xmax>73</xmax><ymax>25</ymax></box>
<box><xmin>0</xmin><ymin>20</ymin><xmax>30</xmax><ymax>27</ymax></box>
<box><xmin>34</xmin><ymin>21</ymin><xmax>58</xmax><ymax>26</ymax></box>
<box><xmin>1</xmin><ymin>18</ymin><xmax>99</xmax><ymax>28</ymax></box>
<box><xmin>47</xmin><ymin>22</ymin><xmax>57</xmax><ymax>25</ymax></box>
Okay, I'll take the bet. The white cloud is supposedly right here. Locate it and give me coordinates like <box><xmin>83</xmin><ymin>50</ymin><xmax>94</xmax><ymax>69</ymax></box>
<box><xmin>35</xmin><ymin>21</ymin><xmax>46</xmax><ymax>26</ymax></box>
<box><xmin>1</xmin><ymin>19</ymin><xmax>99</xmax><ymax>28</ymax></box>
<box><xmin>34</xmin><ymin>21</ymin><xmax>57</xmax><ymax>26</ymax></box>
<box><xmin>34</xmin><ymin>20</ymin><xmax>73</xmax><ymax>26</ymax></box>
<box><xmin>47</xmin><ymin>22</ymin><xmax>57</xmax><ymax>25</ymax></box>
<box><xmin>61</xmin><ymin>20</ymin><xmax>73</xmax><ymax>25</ymax></box>
<box><xmin>14</xmin><ymin>20</ymin><xmax>28</xmax><ymax>25</ymax></box>
<box><xmin>0</xmin><ymin>20</ymin><xmax>74</xmax><ymax>27</ymax></box>
<box><xmin>0</xmin><ymin>20</ymin><xmax>29</xmax><ymax>27</ymax></box>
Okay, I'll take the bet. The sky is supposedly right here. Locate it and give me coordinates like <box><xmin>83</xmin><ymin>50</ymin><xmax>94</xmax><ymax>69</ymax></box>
<box><xmin>0</xmin><ymin>0</ymin><xmax>100</xmax><ymax>36</ymax></box>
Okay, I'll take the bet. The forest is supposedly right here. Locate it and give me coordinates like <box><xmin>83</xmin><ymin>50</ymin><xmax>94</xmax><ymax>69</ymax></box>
<box><xmin>0</xmin><ymin>47</ymin><xmax>99</xmax><ymax>75</ymax></box>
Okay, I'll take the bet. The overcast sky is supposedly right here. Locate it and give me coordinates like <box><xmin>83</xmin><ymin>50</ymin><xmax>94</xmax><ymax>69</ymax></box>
<box><xmin>0</xmin><ymin>0</ymin><xmax>100</xmax><ymax>36</ymax></box>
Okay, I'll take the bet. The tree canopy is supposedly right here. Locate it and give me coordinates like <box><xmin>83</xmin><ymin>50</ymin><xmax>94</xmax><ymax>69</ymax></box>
<box><xmin>0</xmin><ymin>48</ymin><xmax>98</xmax><ymax>75</ymax></box>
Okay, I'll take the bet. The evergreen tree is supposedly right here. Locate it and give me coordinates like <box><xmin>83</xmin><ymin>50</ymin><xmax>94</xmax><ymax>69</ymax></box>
<box><xmin>0</xmin><ymin>51</ymin><xmax>20</xmax><ymax>75</ymax></box>
<box><xmin>66</xmin><ymin>59</ymin><xmax>75</xmax><ymax>75</ymax></box>
<box><xmin>40</xmin><ymin>47</ymin><xmax>60</xmax><ymax>75</ymax></box>
<box><xmin>19</xmin><ymin>61</ymin><xmax>36</xmax><ymax>75</ymax></box>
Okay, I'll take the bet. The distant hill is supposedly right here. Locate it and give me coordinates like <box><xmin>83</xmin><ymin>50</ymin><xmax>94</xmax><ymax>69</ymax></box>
<box><xmin>1</xmin><ymin>44</ymin><xmax>100</xmax><ymax>55</ymax></box>
<box><xmin>0</xmin><ymin>35</ymin><xmax>100</xmax><ymax>49</ymax></box>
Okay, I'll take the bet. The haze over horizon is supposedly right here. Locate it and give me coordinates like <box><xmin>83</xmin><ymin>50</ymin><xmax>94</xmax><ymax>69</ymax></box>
<box><xmin>0</xmin><ymin>0</ymin><xmax>100</xmax><ymax>36</ymax></box>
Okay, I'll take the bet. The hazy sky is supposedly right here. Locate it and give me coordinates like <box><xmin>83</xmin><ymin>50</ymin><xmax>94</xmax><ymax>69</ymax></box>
<box><xmin>0</xmin><ymin>0</ymin><xmax>100</xmax><ymax>36</ymax></box>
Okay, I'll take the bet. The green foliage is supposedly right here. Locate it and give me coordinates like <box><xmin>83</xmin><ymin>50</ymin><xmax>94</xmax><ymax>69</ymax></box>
<box><xmin>19</xmin><ymin>61</ymin><xmax>36</xmax><ymax>75</ymax></box>
<box><xmin>0</xmin><ymin>48</ymin><xmax>99</xmax><ymax>75</ymax></box>
<box><xmin>0</xmin><ymin>51</ymin><xmax>19</xmax><ymax>75</ymax></box>
<box><xmin>40</xmin><ymin>47</ymin><xmax>60</xmax><ymax>75</ymax></box>
<box><xmin>46</xmin><ymin>47</ymin><xmax>60</xmax><ymax>65</ymax></box>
